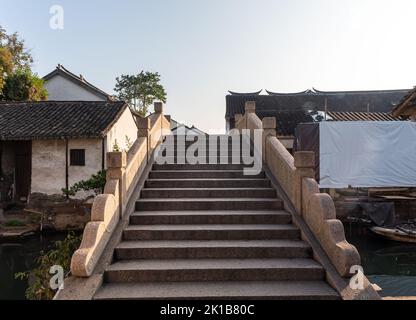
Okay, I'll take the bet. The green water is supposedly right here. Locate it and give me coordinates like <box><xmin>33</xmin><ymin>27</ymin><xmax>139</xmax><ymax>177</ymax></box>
<box><xmin>0</xmin><ymin>234</ymin><xmax>66</xmax><ymax>300</ymax></box>
<box><xmin>344</xmin><ymin>223</ymin><xmax>416</xmax><ymax>297</ymax></box>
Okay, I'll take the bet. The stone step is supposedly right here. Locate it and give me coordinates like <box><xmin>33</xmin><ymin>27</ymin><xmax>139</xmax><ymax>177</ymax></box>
<box><xmin>153</xmin><ymin>164</ymin><xmax>246</xmax><ymax>170</ymax></box>
<box><xmin>163</xmin><ymin>136</ymin><xmax>243</xmax><ymax>144</ymax></box>
<box><xmin>145</xmin><ymin>179</ymin><xmax>271</xmax><ymax>188</ymax></box>
<box><xmin>130</xmin><ymin>210</ymin><xmax>292</xmax><ymax>225</ymax></box>
<box><xmin>135</xmin><ymin>198</ymin><xmax>283</xmax><ymax>211</ymax></box>
<box><xmin>104</xmin><ymin>258</ymin><xmax>325</xmax><ymax>283</ymax></box>
<box><xmin>141</xmin><ymin>188</ymin><xmax>276</xmax><ymax>199</ymax></box>
<box><xmin>123</xmin><ymin>224</ymin><xmax>300</xmax><ymax>241</ymax></box>
<box><xmin>157</xmin><ymin>149</ymin><xmax>250</xmax><ymax>157</ymax></box>
<box><xmin>94</xmin><ymin>281</ymin><xmax>339</xmax><ymax>300</ymax></box>
<box><xmin>149</xmin><ymin>170</ymin><xmax>265</xmax><ymax>179</ymax></box>
<box><xmin>115</xmin><ymin>240</ymin><xmax>311</xmax><ymax>260</ymax></box>
<box><xmin>154</xmin><ymin>157</ymin><xmax>254</xmax><ymax>165</ymax></box>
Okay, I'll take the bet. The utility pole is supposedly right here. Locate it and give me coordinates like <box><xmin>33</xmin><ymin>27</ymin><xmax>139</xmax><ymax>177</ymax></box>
<box><xmin>325</xmin><ymin>98</ymin><xmax>328</xmax><ymax>121</ymax></box>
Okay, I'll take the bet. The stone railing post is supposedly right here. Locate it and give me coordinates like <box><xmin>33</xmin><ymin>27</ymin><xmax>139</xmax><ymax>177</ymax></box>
<box><xmin>137</xmin><ymin>116</ymin><xmax>151</xmax><ymax>161</ymax></box>
<box><xmin>245</xmin><ymin>101</ymin><xmax>256</xmax><ymax>137</ymax></box>
<box><xmin>294</xmin><ymin>151</ymin><xmax>315</xmax><ymax>215</ymax></box>
<box><xmin>154</xmin><ymin>101</ymin><xmax>163</xmax><ymax>114</ymax></box>
<box><xmin>245</xmin><ymin>101</ymin><xmax>256</xmax><ymax>114</ymax></box>
<box><xmin>235</xmin><ymin>114</ymin><xmax>243</xmax><ymax>132</ymax></box>
<box><xmin>262</xmin><ymin>117</ymin><xmax>276</xmax><ymax>161</ymax></box>
<box><xmin>153</xmin><ymin>102</ymin><xmax>165</xmax><ymax>150</ymax></box>
<box><xmin>106</xmin><ymin>151</ymin><xmax>127</xmax><ymax>217</ymax></box>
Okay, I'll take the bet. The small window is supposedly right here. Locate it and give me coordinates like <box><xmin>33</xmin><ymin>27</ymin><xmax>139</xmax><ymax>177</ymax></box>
<box><xmin>70</xmin><ymin>149</ymin><xmax>85</xmax><ymax>166</ymax></box>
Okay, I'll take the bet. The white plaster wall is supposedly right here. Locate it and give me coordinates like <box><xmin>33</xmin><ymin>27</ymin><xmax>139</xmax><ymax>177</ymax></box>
<box><xmin>45</xmin><ymin>75</ymin><xmax>105</xmax><ymax>101</ymax></box>
<box><xmin>105</xmin><ymin>108</ymin><xmax>137</xmax><ymax>155</ymax></box>
<box><xmin>31</xmin><ymin>109</ymin><xmax>136</xmax><ymax>196</ymax></box>
<box><xmin>31</xmin><ymin>139</ymin><xmax>103</xmax><ymax>196</ymax></box>
<box><xmin>67</xmin><ymin>139</ymin><xmax>103</xmax><ymax>189</ymax></box>
<box><xmin>31</xmin><ymin>140</ymin><xmax>66</xmax><ymax>195</ymax></box>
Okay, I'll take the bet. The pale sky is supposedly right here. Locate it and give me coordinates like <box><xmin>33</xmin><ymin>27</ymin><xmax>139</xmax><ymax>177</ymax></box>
<box><xmin>1</xmin><ymin>0</ymin><xmax>416</xmax><ymax>133</ymax></box>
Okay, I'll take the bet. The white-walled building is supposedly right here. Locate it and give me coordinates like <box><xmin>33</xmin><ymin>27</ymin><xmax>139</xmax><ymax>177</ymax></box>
<box><xmin>43</xmin><ymin>64</ymin><xmax>113</xmax><ymax>101</ymax></box>
<box><xmin>0</xmin><ymin>101</ymin><xmax>137</xmax><ymax>201</ymax></box>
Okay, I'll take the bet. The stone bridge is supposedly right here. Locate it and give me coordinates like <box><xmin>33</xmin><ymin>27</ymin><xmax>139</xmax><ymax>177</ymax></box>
<box><xmin>55</xmin><ymin>102</ymin><xmax>380</xmax><ymax>300</ymax></box>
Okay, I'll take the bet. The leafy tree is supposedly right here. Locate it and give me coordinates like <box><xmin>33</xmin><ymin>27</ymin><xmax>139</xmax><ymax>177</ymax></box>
<box><xmin>0</xmin><ymin>25</ymin><xmax>46</xmax><ymax>100</ymax></box>
<box><xmin>0</xmin><ymin>26</ymin><xmax>33</xmax><ymax>69</ymax></box>
<box><xmin>114</xmin><ymin>71</ymin><xmax>167</xmax><ymax>116</ymax></box>
<box><xmin>0</xmin><ymin>45</ymin><xmax>13</xmax><ymax>94</ymax></box>
<box><xmin>2</xmin><ymin>68</ymin><xmax>48</xmax><ymax>101</ymax></box>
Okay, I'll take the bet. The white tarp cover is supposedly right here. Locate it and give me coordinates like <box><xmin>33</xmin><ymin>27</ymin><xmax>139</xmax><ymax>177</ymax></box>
<box><xmin>319</xmin><ymin>121</ymin><xmax>416</xmax><ymax>188</ymax></box>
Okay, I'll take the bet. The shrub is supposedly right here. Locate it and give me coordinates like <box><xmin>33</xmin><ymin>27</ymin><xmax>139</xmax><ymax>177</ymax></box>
<box><xmin>62</xmin><ymin>170</ymin><xmax>106</xmax><ymax>198</ymax></box>
<box><xmin>4</xmin><ymin>219</ymin><xmax>26</xmax><ymax>227</ymax></box>
<box><xmin>15</xmin><ymin>232</ymin><xmax>81</xmax><ymax>300</ymax></box>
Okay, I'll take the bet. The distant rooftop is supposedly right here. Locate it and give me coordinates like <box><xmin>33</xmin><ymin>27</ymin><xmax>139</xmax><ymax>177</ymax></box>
<box><xmin>43</xmin><ymin>64</ymin><xmax>114</xmax><ymax>101</ymax></box>
<box><xmin>392</xmin><ymin>86</ymin><xmax>416</xmax><ymax>117</ymax></box>
<box><xmin>227</xmin><ymin>88</ymin><xmax>411</xmax><ymax>137</ymax></box>
<box><xmin>226</xmin><ymin>88</ymin><xmax>411</xmax><ymax>119</ymax></box>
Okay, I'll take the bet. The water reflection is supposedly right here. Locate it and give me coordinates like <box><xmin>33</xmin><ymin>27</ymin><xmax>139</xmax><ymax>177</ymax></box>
<box><xmin>344</xmin><ymin>223</ymin><xmax>416</xmax><ymax>297</ymax></box>
<box><xmin>0</xmin><ymin>234</ymin><xmax>66</xmax><ymax>300</ymax></box>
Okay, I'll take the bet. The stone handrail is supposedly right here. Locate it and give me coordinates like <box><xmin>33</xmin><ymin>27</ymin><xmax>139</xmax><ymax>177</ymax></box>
<box><xmin>236</xmin><ymin>101</ymin><xmax>360</xmax><ymax>278</ymax></box>
<box><xmin>71</xmin><ymin>102</ymin><xmax>171</xmax><ymax>277</ymax></box>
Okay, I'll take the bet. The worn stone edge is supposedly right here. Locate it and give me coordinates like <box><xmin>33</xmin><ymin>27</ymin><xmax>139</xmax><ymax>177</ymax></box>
<box><xmin>264</xmin><ymin>165</ymin><xmax>381</xmax><ymax>300</ymax></box>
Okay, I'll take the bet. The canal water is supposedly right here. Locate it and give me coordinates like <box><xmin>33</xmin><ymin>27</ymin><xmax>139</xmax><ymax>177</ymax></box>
<box><xmin>0</xmin><ymin>234</ymin><xmax>66</xmax><ymax>300</ymax></box>
<box><xmin>344</xmin><ymin>223</ymin><xmax>416</xmax><ymax>298</ymax></box>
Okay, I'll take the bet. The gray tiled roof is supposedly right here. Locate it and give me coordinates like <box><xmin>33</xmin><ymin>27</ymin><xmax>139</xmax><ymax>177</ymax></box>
<box><xmin>0</xmin><ymin>101</ymin><xmax>128</xmax><ymax>140</ymax></box>
<box><xmin>392</xmin><ymin>87</ymin><xmax>415</xmax><ymax>116</ymax></box>
<box><xmin>226</xmin><ymin>89</ymin><xmax>409</xmax><ymax>118</ymax></box>
<box><xmin>226</xmin><ymin>89</ymin><xmax>410</xmax><ymax>136</ymax></box>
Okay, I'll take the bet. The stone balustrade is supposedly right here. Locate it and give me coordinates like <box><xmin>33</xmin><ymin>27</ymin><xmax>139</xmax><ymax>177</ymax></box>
<box><xmin>236</xmin><ymin>101</ymin><xmax>360</xmax><ymax>278</ymax></box>
<box><xmin>71</xmin><ymin>103</ymin><xmax>171</xmax><ymax>277</ymax></box>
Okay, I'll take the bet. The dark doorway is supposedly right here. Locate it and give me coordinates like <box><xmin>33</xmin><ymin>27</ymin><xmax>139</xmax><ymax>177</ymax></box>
<box><xmin>14</xmin><ymin>141</ymin><xmax>32</xmax><ymax>201</ymax></box>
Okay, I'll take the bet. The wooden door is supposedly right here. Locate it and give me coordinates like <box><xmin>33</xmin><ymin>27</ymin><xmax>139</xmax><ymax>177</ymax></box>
<box><xmin>15</xmin><ymin>141</ymin><xmax>32</xmax><ymax>201</ymax></box>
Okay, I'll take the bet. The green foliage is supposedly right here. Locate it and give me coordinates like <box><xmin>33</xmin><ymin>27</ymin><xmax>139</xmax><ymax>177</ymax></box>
<box><xmin>2</xmin><ymin>68</ymin><xmax>48</xmax><ymax>101</ymax></box>
<box><xmin>112</xmin><ymin>137</ymin><xmax>132</xmax><ymax>153</ymax></box>
<box><xmin>4</xmin><ymin>219</ymin><xmax>26</xmax><ymax>227</ymax></box>
<box><xmin>0</xmin><ymin>25</ymin><xmax>33</xmax><ymax>70</ymax></box>
<box><xmin>114</xmin><ymin>70</ymin><xmax>167</xmax><ymax>116</ymax></box>
<box><xmin>0</xmin><ymin>47</ymin><xmax>13</xmax><ymax>94</ymax></box>
<box><xmin>62</xmin><ymin>170</ymin><xmax>106</xmax><ymax>197</ymax></box>
<box><xmin>0</xmin><ymin>25</ymin><xmax>46</xmax><ymax>101</ymax></box>
<box><xmin>112</xmin><ymin>140</ymin><xmax>121</xmax><ymax>152</ymax></box>
<box><xmin>15</xmin><ymin>232</ymin><xmax>82</xmax><ymax>300</ymax></box>
<box><xmin>125</xmin><ymin>135</ymin><xmax>133</xmax><ymax>151</ymax></box>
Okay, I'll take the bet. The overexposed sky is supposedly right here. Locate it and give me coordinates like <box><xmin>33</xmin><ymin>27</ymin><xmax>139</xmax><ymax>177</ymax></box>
<box><xmin>2</xmin><ymin>0</ymin><xmax>416</xmax><ymax>133</ymax></box>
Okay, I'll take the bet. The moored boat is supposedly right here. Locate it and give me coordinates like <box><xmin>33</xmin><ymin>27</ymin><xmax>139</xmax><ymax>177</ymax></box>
<box><xmin>371</xmin><ymin>225</ymin><xmax>416</xmax><ymax>244</ymax></box>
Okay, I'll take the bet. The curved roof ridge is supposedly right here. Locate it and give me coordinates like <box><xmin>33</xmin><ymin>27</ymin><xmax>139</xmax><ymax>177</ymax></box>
<box><xmin>43</xmin><ymin>64</ymin><xmax>113</xmax><ymax>100</ymax></box>
<box><xmin>266</xmin><ymin>89</ymin><xmax>315</xmax><ymax>96</ymax></box>
<box><xmin>228</xmin><ymin>90</ymin><xmax>262</xmax><ymax>96</ymax></box>
<box><xmin>313</xmin><ymin>87</ymin><xmax>411</xmax><ymax>95</ymax></box>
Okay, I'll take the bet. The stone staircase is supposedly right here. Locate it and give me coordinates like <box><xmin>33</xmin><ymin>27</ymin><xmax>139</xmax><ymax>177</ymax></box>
<box><xmin>94</xmin><ymin>137</ymin><xmax>339</xmax><ymax>300</ymax></box>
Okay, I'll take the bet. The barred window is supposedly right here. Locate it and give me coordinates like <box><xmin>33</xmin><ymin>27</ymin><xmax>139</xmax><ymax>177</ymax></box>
<box><xmin>70</xmin><ymin>149</ymin><xmax>85</xmax><ymax>166</ymax></box>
